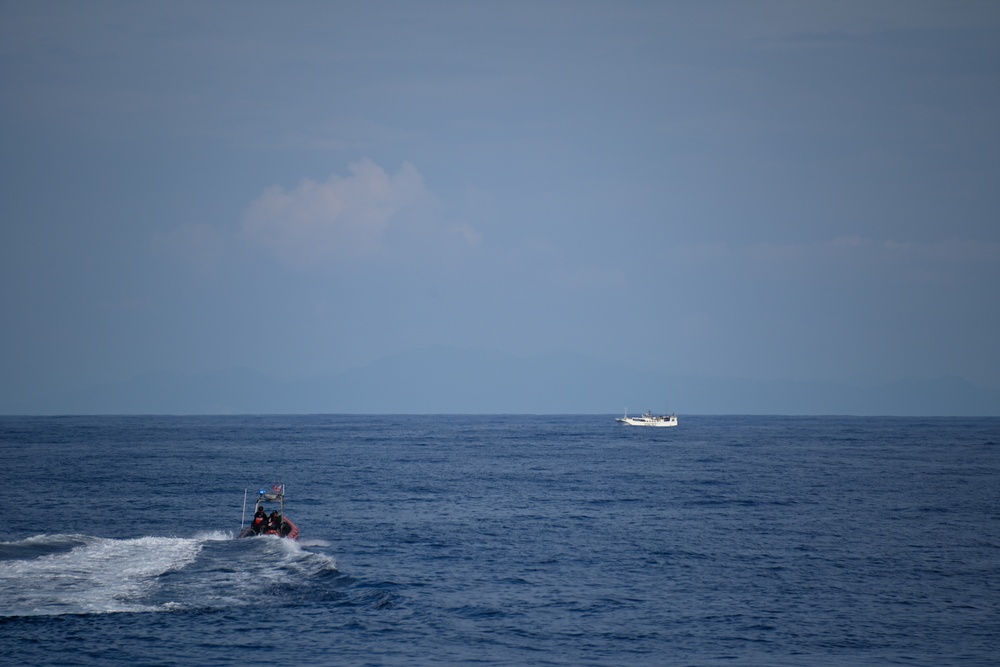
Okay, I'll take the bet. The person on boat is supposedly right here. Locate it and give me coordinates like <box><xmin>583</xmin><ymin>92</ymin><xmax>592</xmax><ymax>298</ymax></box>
<box><xmin>268</xmin><ymin>510</ymin><xmax>281</xmax><ymax>533</ymax></box>
<box><xmin>252</xmin><ymin>506</ymin><xmax>268</xmax><ymax>535</ymax></box>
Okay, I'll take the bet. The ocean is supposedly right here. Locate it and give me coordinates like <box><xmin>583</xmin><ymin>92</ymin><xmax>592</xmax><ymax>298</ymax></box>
<box><xmin>1</xmin><ymin>415</ymin><xmax>998</xmax><ymax>666</ymax></box>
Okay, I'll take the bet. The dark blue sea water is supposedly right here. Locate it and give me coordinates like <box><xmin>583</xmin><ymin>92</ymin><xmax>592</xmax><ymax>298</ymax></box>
<box><xmin>2</xmin><ymin>415</ymin><xmax>998</xmax><ymax>666</ymax></box>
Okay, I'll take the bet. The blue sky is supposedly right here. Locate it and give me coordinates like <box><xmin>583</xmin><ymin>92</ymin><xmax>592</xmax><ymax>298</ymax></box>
<box><xmin>2</xmin><ymin>1</ymin><xmax>999</xmax><ymax>408</ymax></box>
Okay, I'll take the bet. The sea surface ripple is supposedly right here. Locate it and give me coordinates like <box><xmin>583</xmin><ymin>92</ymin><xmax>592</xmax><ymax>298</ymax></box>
<box><xmin>1</xmin><ymin>415</ymin><xmax>998</xmax><ymax>665</ymax></box>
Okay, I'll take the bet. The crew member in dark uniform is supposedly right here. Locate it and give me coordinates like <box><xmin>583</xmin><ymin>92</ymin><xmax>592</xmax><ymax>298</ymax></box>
<box><xmin>252</xmin><ymin>506</ymin><xmax>268</xmax><ymax>535</ymax></box>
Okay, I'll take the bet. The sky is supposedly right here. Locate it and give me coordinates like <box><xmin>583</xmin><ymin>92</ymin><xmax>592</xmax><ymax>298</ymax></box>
<box><xmin>2</xmin><ymin>1</ymin><xmax>999</xmax><ymax>409</ymax></box>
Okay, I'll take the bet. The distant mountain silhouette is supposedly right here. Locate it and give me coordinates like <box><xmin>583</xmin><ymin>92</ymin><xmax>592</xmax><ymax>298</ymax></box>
<box><xmin>6</xmin><ymin>347</ymin><xmax>999</xmax><ymax>415</ymax></box>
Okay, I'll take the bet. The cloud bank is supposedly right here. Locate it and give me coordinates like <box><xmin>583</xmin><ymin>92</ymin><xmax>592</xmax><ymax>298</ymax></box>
<box><xmin>240</xmin><ymin>158</ymin><xmax>434</xmax><ymax>267</ymax></box>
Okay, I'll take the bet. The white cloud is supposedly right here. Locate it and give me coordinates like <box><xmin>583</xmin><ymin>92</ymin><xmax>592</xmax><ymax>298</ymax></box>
<box><xmin>240</xmin><ymin>158</ymin><xmax>432</xmax><ymax>267</ymax></box>
<box><xmin>449</xmin><ymin>222</ymin><xmax>483</xmax><ymax>247</ymax></box>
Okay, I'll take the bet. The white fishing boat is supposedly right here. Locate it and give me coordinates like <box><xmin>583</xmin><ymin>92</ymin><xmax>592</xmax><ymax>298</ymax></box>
<box><xmin>616</xmin><ymin>410</ymin><xmax>678</xmax><ymax>427</ymax></box>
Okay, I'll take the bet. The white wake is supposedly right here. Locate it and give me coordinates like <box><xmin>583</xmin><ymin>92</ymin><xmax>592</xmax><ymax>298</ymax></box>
<box><xmin>0</xmin><ymin>535</ymin><xmax>204</xmax><ymax>616</ymax></box>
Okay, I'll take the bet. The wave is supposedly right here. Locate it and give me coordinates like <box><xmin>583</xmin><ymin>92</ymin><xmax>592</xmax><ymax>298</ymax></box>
<box><xmin>0</xmin><ymin>534</ymin><xmax>205</xmax><ymax>616</ymax></box>
<box><xmin>0</xmin><ymin>533</ymin><xmax>338</xmax><ymax>618</ymax></box>
<box><xmin>297</xmin><ymin>538</ymin><xmax>332</xmax><ymax>548</ymax></box>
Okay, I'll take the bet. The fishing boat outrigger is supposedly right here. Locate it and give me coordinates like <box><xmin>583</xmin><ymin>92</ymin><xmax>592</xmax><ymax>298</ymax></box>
<box><xmin>238</xmin><ymin>483</ymin><xmax>299</xmax><ymax>540</ymax></box>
